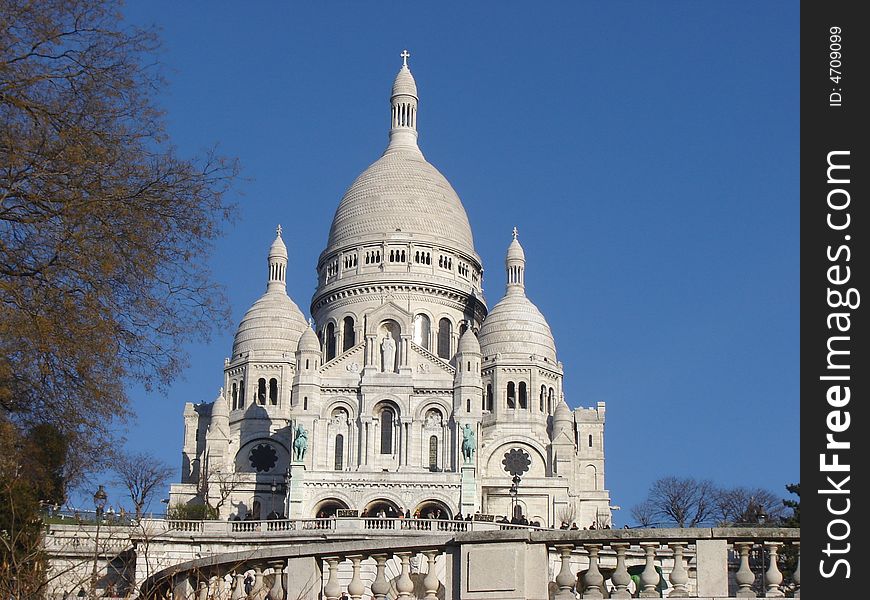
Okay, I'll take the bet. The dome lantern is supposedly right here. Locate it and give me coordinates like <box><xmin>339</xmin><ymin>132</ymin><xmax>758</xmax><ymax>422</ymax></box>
<box><xmin>388</xmin><ymin>50</ymin><xmax>419</xmax><ymax>150</ymax></box>
<box><xmin>505</xmin><ymin>226</ymin><xmax>526</xmax><ymax>295</ymax></box>
<box><xmin>267</xmin><ymin>224</ymin><xmax>288</xmax><ymax>292</ymax></box>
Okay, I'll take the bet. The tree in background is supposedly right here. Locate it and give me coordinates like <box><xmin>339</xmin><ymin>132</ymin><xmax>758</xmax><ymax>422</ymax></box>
<box><xmin>112</xmin><ymin>451</ymin><xmax>174</xmax><ymax>520</ymax></box>
<box><xmin>782</xmin><ymin>482</ymin><xmax>800</xmax><ymax>527</ymax></box>
<box><xmin>713</xmin><ymin>486</ymin><xmax>787</xmax><ymax>526</ymax></box>
<box><xmin>0</xmin><ymin>0</ymin><xmax>238</xmax><ymax>482</ymax></box>
<box><xmin>0</xmin><ymin>420</ymin><xmax>68</xmax><ymax>598</ymax></box>
<box><xmin>639</xmin><ymin>476</ymin><xmax>717</xmax><ymax>528</ymax></box>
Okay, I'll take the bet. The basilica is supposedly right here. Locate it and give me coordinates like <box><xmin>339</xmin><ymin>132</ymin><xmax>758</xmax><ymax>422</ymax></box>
<box><xmin>169</xmin><ymin>55</ymin><xmax>611</xmax><ymax>529</ymax></box>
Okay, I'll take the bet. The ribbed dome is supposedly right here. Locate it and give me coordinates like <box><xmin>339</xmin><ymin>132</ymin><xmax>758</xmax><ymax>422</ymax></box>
<box><xmin>554</xmin><ymin>399</ymin><xmax>571</xmax><ymax>422</ymax></box>
<box><xmin>457</xmin><ymin>328</ymin><xmax>481</xmax><ymax>355</ymax></box>
<box><xmin>392</xmin><ymin>65</ymin><xmax>418</xmax><ymax>98</ymax></box>
<box><xmin>232</xmin><ymin>290</ymin><xmax>308</xmax><ymax>357</ymax></box>
<box><xmin>324</xmin><ymin>147</ymin><xmax>477</xmax><ymax>257</ymax></box>
<box><xmin>297</xmin><ymin>326</ymin><xmax>320</xmax><ymax>354</ymax></box>
<box><xmin>478</xmin><ymin>294</ymin><xmax>557</xmax><ymax>363</ymax></box>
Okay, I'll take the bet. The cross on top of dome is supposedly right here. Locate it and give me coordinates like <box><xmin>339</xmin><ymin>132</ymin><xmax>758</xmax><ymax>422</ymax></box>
<box><xmin>512</xmin><ymin>226</ymin><xmax>518</xmax><ymax>240</ymax></box>
<box><xmin>401</xmin><ymin>49</ymin><xmax>410</xmax><ymax>67</ymax></box>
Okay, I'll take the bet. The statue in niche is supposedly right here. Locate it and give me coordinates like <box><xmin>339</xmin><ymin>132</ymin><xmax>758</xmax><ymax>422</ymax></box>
<box><xmin>292</xmin><ymin>423</ymin><xmax>308</xmax><ymax>461</ymax></box>
<box><xmin>381</xmin><ymin>331</ymin><xmax>397</xmax><ymax>373</ymax></box>
<box><xmin>461</xmin><ymin>424</ymin><xmax>476</xmax><ymax>463</ymax></box>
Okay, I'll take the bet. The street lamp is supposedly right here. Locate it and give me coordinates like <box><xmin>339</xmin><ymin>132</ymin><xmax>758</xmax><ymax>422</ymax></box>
<box><xmin>509</xmin><ymin>475</ymin><xmax>521</xmax><ymax>522</ymax></box>
<box><xmin>91</xmin><ymin>485</ymin><xmax>108</xmax><ymax>598</ymax></box>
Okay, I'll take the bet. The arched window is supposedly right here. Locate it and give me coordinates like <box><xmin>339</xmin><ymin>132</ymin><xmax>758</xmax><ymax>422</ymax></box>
<box><xmin>334</xmin><ymin>434</ymin><xmax>344</xmax><ymax>471</ymax></box>
<box><xmin>413</xmin><ymin>314</ymin><xmax>431</xmax><ymax>350</ymax></box>
<box><xmin>507</xmin><ymin>382</ymin><xmax>516</xmax><ymax>409</ymax></box>
<box><xmin>466</xmin><ymin>398</ymin><xmax>471</xmax><ymax>413</ymax></box>
<box><xmin>231</xmin><ymin>383</ymin><xmax>238</xmax><ymax>410</ymax></box>
<box><xmin>437</xmin><ymin>318</ymin><xmax>451</xmax><ymax>359</ymax></box>
<box><xmin>257</xmin><ymin>378</ymin><xmax>266</xmax><ymax>404</ymax></box>
<box><xmin>303</xmin><ymin>396</ymin><xmax>308</xmax><ymax>410</ymax></box>
<box><xmin>486</xmin><ymin>384</ymin><xmax>493</xmax><ymax>411</ymax></box>
<box><xmin>325</xmin><ymin>322</ymin><xmax>336</xmax><ymax>362</ymax></box>
<box><xmin>380</xmin><ymin>408</ymin><xmax>394</xmax><ymax>454</ymax></box>
<box><xmin>548</xmin><ymin>387</ymin><xmax>554</xmax><ymax>413</ymax></box>
<box><xmin>429</xmin><ymin>435</ymin><xmax>438</xmax><ymax>471</ymax></box>
<box><xmin>238</xmin><ymin>379</ymin><xmax>245</xmax><ymax>408</ymax></box>
<box><xmin>588</xmin><ymin>434</ymin><xmax>593</xmax><ymax>448</ymax></box>
<box><xmin>269</xmin><ymin>378</ymin><xmax>278</xmax><ymax>405</ymax></box>
<box><xmin>342</xmin><ymin>316</ymin><xmax>355</xmax><ymax>351</ymax></box>
<box><xmin>519</xmin><ymin>382</ymin><xmax>527</xmax><ymax>409</ymax></box>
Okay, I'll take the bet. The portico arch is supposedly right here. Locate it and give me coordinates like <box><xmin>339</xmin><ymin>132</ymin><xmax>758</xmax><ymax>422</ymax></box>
<box><xmin>363</xmin><ymin>498</ymin><xmax>401</xmax><ymax>518</ymax></box>
<box><xmin>312</xmin><ymin>497</ymin><xmax>349</xmax><ymax>518</ymax></box>
<box><xmin>415</xmin><ymin>499</ymin><xmax>453</xmax><ymax>519</ymax></box>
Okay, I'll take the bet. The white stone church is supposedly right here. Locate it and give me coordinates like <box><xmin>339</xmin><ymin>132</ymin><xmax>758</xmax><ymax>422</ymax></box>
<box><xmin>169</xmin><ymin>55</ymin><xmax>611</xmax><ymax>529</ymax></box>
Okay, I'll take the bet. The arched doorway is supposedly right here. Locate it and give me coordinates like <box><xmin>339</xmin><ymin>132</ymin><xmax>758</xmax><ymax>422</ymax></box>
<box><xmin>313</xmin><ymin>498</ymin><xmax>349</xmax><ymax>518</ymax></box>
<box><xmin>364</xmin><ymin>498</ymin><xmax>401</xmax><ymax>518</ymax></box>
<box><xmin>415</xmin><ymin>499</ymin><xmax>453</xmax><ymax>520</ymax></box>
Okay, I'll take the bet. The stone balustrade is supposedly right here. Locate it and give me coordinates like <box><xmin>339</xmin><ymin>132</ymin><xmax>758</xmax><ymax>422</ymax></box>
<box><xmin>135</xmin><ymin>527</ymin><xmax>799</xmax><ymax>600</ymax></box>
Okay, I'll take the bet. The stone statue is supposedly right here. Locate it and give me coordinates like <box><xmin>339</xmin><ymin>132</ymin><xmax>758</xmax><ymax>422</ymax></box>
<box><xmin>461</xmin><ymin>424</ymin><xmax>476</xmax><ymax>463</ymax></box>
<box><xmin>292</xmin><ymin>423</ymin><xmax>308</xmax><ymax>461</ymax></box>
<box><xmin>381</xmin><ymin>331</ymin><xmax>396</xmax><ymax>372</ymax></box>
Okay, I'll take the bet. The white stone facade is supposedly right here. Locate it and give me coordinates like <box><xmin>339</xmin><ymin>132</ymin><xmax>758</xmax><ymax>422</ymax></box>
<box><xmin>169</xmin><ymin>56</ymin><xmax>610</xmax><ymax>528</ymax></box>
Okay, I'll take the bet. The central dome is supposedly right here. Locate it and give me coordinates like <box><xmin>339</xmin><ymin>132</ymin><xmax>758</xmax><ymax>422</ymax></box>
<box><xmin>325</xmin><ymin>146</ymin><xmax>476</xmax><ymax>257</ymax></box>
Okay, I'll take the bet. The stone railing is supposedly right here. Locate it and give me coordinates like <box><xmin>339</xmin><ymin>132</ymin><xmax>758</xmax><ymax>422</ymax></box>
<box><xmin>144</xmin><ymin>516</ymin><xmax>545</xmax><ymax>538</ymax></box>
<box><xmin>139</xmin><ymin>527</ymin><xmax>800</xmax><ymax>599</ymax></box>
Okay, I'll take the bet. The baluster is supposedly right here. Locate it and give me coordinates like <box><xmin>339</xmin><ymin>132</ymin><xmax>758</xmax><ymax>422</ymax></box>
<box><xmin>196</xmin><ymin>580</ymin><xmax>208</xmax><ymax>600</ymax></box>
<box><xmin>609</xmin><ymin>543</ymin><xmax>631</xmax><ymax>599</ymax></box>
<box><xmin>322</xmin><ymin>557</ymin><xmax>341</xmax><ymax>600</ymax></box>
<box><xmin>638</xmin><ymin>542</ymin><xmax>661</xmax><ymax>597</ymax></box>
<box><xmin>347</xmin><ymin>555</ymin><xmax>365</xmax><ymax>600</ymax></box>
<box><xmin>667</xmin><ymin>542</ymin><xmax>690</xmax><ymax>597</ymax></box>
<box><xmin>553</xmin><ymin>545</ymin><xmax>576</xmax><ymax>600</ymax></box>
<box><xmin>395</xmin><ymin>552</ymin><xmax>415</xmax><ymax>599</ymax></box>
<box><xmin>370</xmin><ymin>554</ymin><xmax>390</xmax><ymax>600</ymax></box>
<box><xmin>231</xmin><ymin>573</ymin><xmax>245</xmax><ymax>600</ymax></box>
<box><xmin>764</xmin><ymin>542</ymin><xmax>784</xmax><ymax>597</ymax></box>
<box><xmin>423</xmin><ymin>550</ymin><xmax>440</xmax><ymax>600</ymax></box>
<box><xmin>734</xmin><ymin>542</ymin><xmax>756</xmax><ymax>598</ymax></box>
<box><xmin>269</xmin><ymin>562</ymin><xmax>285</xmax><ymax>600</ymax></box>
<box><xmin>793</xmin><ymin>542</ymin><xmax>800</xmax><ymax>597</ymax></box>
<box><xmin>582</xmin><ymin>544</ymin><xmax>604</xmax><ymax>599</ymax></box>
<box><xmin>251</xmin><ymin>565</ymin><xmax>266</xmax><ymax>600</ymax></box>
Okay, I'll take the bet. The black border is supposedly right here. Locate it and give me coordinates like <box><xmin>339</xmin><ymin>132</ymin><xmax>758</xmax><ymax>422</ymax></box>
<box><xmin>801</xmin><ymin>2</ymin><xmax>868</xmax><ymax>596</ymax></box>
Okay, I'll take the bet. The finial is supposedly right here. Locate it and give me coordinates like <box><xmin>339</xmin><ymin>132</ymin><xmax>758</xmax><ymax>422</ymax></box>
<box><xmin>276</xmin><ymin>224</ymin><xmax>282</xmax><ymax>238</ymax></box>
<box><xmin>401</xmin><ymin>49</ymin><xmax>410</xmax><ymax>67</ymax></box>
<box><xmin>512</xmin><ymin>226</ymin><xmax>518</xmax><ymax>240</ymax></box>
<box><xmin>308</xmin><ymin>317</ymin><xmax>314</xmax><ymax>329</ymax></box>
<box><xmin>218</xmin><ymin>387</ymin><xmax>224</xmax><ymax>396</ymax></box>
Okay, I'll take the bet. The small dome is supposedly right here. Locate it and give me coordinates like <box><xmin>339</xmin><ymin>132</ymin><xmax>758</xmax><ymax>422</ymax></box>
<box><xmin>554</xmin><ymin>399</ymin><xmax>572</xmax><ymax>422</ymax></box>
<box><xmin>506</xmin><ymin>237</ymin><xmax>525</xmax><ymax>262</ymax></box>
<box><xmin>212</xmin><ymin>388</ymin><xmax>229</xmax><ymax>418</ymax></box>
<box><xmin>231</xmin><ymin>290</ymin><xmax>308</xmax><ymax>358</ymax></box>
<box><xmin>392</xmin><ymin>65</ymin><xmax>418</xmax><ymax>98</ymax></box>
<box><xmin>298</xmin><ymin>325</ymin><xmax>320</xmax><ymax>354</ymax></box>
<box><xmin>457</xmin><ymin>328</ymin><xmax>481</xmax><ymax>355</ymax></box>
<box><xmin>478</xmin><ymin>294</ymin><xmax>557</xmax><ymax>362</ymax></box>
<box><xmin>269</xmin><ymin>226</ymin><xmax>288</xmax><ymax>260</ymax></box>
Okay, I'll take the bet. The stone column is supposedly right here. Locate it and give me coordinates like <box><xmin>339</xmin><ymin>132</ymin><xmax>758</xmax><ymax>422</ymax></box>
<box><xmin>553</xmin><ymin>545</ymin><xmax>576</xmax><ymax>600</ymax></box>
<box><xmin>395</xmin><ymin>553</ymin><xmax>414</xmax><ymax>599</ymax></box>
<box><xmin>269</xmin><ymin>562</ymin><xmax>285</xmax><ymax>600</ymax></box>
<box><xmin>667</xmin><ymin>542</ymin><xmax>689</xmax><ymax>597</ymax></box>
<box><xmin>638</xmin><ymin>542</ymin><xmax>660</xmax><ymax>598</ymax></box>
<box><xmin>322</xmin><ymin>557</ymin><xmax>341</xmax><ymax>600</ymax></box>
<box><xmin>347</xmin><ymin>555</ymin><xmax>365</xmax><ymax>600</ymax></box>
<box><xmin>733</xmin><ymin>542</ymin><xmax>756</xmax><ymax>598</ymax></box>
<box><xmin>231</xmin><ymin>573</ymin><xmax>245</xmax><ymax>600</ymax></box>
<box><xmin>581</xmin><ymin>544</ymin><xmax>604</xmax><ymax>599</ymax></box>
<box><xmin>764</xmin><ymin>542</ymin><xmax>784</xmax><ymax>597</ymax></box>
<box><xmin>609</xmin><ymin>543</ymin><xmax>631</xmax><ymax>599</ymax></box>
<box><xmin>370</xmin><ymin>554</ymin><xmax>390</xmax><ymax>600</ymax></box>
<box><xmin>423</xmin><ymin>550</ymin><xmax>440</xmax><ymax>600</ymax></box>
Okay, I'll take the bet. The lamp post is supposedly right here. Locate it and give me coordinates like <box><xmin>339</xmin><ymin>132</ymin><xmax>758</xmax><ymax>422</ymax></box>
<box><xmin>91</xmin><ymin>485</ymin><xmax>107</xmax><ymax>598</ymax></box>
<box><xmin>509</xmin><ymin>475</ymin><xmax>521</xmax><ymax>522</ymax></box>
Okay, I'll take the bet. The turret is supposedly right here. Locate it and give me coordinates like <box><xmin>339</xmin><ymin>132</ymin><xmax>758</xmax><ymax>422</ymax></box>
<box><xmin>292</xmin><ymin>324</ymin><xmax>322</xmax><ymax>412</ymax></box>
<box><xmin>453</xmin><ymin>328</ymin><xmax>483</xmax><ymax>417</ymax></box>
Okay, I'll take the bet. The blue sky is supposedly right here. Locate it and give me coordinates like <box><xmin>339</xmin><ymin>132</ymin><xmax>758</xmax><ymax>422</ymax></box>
<box><xmin>89</xmin><ymin>1</ymin><xmax>799</xmax><ymax>523</ymax></box>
